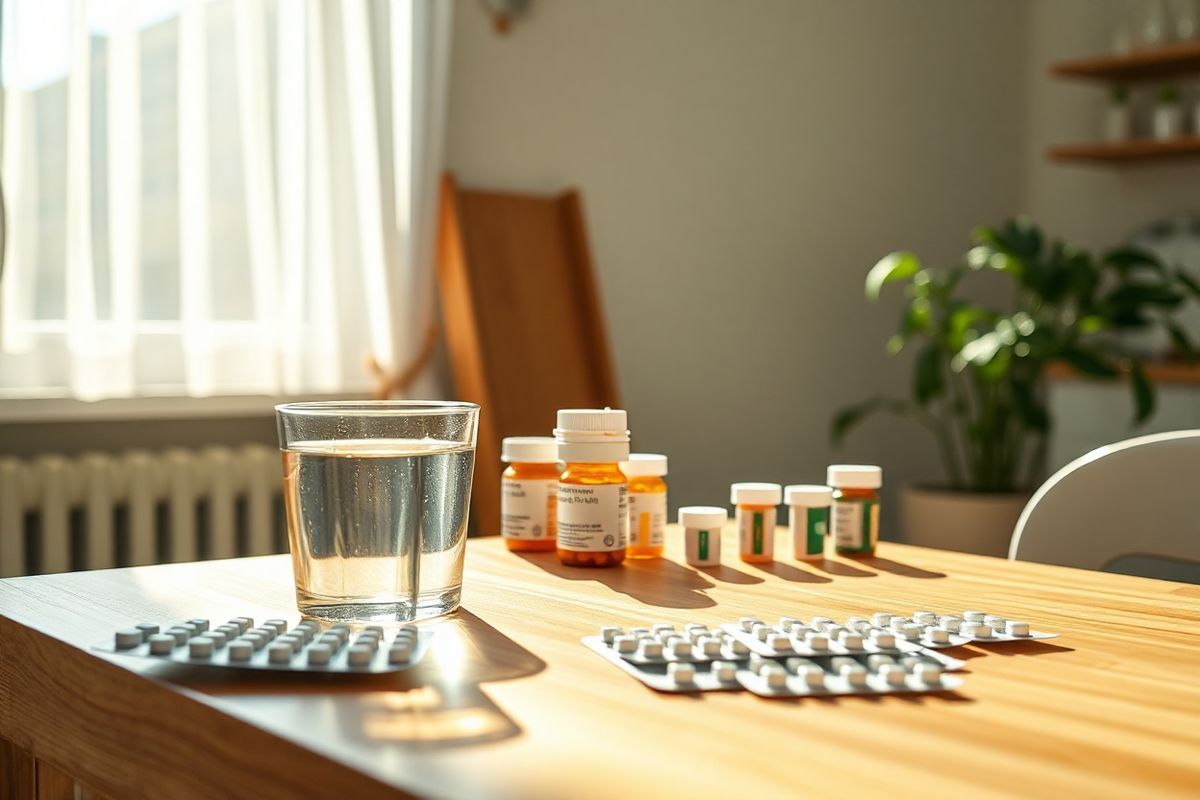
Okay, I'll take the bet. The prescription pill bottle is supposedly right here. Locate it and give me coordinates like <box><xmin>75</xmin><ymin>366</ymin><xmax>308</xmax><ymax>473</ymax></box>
<box><xmin>622</xmin><ymin>453</ymin><xmax>668</xmax><ymax>559</ymax></box>
<box><xmin>555</xmin><ymin>408</ymin><xmax>630</xmax><ymax>568</ymax></box>
<box><xmin>784</xmin><ymin>484</ymin><xmax>833</xmax><ymax>561</ymax></box>
<box><xmin>680</xmin><ymin>506</ymin><xmax>726</xmax><ymax>567</ymax></box>
<box><xmin>500</xmin><ymin>436</ymin><xmax>560</xmax><ymax>552</ymax></box>
<box><xmin>827</xmin><ymin>465</ymin><xmax>882</xmax><ymax>557</ymax></box>
<box><xmin>730</xmin><ymin>482</ymin><xmax>781</xmax><ymax>563</ymax></box>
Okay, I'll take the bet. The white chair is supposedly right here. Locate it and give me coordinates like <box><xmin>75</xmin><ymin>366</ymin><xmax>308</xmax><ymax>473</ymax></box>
<box><xmin>1009</xmin><ymin>430</ymin><xmax>1200</xmax><ymax>579</ymax></box>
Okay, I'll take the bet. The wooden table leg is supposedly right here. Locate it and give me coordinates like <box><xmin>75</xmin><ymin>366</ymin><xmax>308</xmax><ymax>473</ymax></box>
<box><xmin>35</xmin><ymin>760</ymin><xmax>77</xmax><ymax>800</ymax></box>
<box><xmin>1</xmin><ymin>737</ymin><xmax>36</xmax><ymax>800</ymax></box>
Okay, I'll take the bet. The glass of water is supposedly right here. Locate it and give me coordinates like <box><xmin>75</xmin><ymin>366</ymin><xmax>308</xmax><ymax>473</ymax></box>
<box><xmin>275</xmin><ymin>401</ymin><xmax>479</xmax><ymax>623</ymax></box>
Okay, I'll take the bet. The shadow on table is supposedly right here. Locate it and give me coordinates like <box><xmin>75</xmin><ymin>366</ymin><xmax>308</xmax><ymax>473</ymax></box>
<box><xmin>748</xmin><ymin>562</ymin><xmax>831</xmax><ymax>584</ymax></box>
<box><xmin>857</xmin><ymin>556</ymin><xmax>946</xmax><ymax>579</ymax></box>
<box><xmin>963</xmin><ymin>640</ymin><xmax>1075</xmax><ymax>658</ymax></box>
<box><xmin>515</xmin><ymin>551</ymin><xmax>717</xmax><ymax>609</ymax></box>
<box><xmin>694</xmin><ymin>565</ymin><xmax>764</xmax><ymax>585</ymax></box>
<box><xmin>808</xmin><ymin>559</ymin><xmax>877</xmax><ymax>578</ymax></box>
<box><xmin>174</xmin><ymin>609</ymin><xmax>542</xmax><ymax>749</ymax></box>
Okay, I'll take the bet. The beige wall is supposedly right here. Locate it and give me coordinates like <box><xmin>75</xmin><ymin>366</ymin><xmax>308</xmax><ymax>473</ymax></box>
<box><xmin>1022</xmin><ymin>0</ymin><xmax>1200</xmax><ymax>248</ymax></box>
<box><xmin>445</xmin><ymin>0</ymin><xmax>1032</xmax><ymax>533</ymax></box>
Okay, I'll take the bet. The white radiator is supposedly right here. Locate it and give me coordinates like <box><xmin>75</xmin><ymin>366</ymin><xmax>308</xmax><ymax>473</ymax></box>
<box><xmin>0</xmin><ymin>445</ymin><xmax>285</xmax><ymax>578</ymax></box>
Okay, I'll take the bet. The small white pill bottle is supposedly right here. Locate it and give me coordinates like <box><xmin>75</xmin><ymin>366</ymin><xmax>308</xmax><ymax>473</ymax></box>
<box><xmin>730</xmin><ymin>482</ymin><xmax>782</xmax><ymax>563</ymax></box>
<box><xmin>784</xmin><ymin>484</ymin><xmax>833</xmax><ymax>561</ymax></box>
<box><xmin>500</xmin><ymin>436</ymin><xmax>560</xmax><ymax>552</ymax></box>
<box><xmin>679</xmin><ymin>506</ymin><xmax>727</xmax><ymax>567</ymax></box>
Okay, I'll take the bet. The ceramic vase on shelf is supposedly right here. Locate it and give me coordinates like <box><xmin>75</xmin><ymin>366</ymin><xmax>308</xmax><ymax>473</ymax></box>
<box><xmin>1105</xmin><ymin>86</ymin><xmax>1133</xmax><ymax>142</ymax></box>
<box><xmin>1142</xmin><ymin>0</ymin><xmax>1171</xmax><ymax>46</ymax></box>
<box><xmin>1153</xmin><ymin>85</ymin><xmax>1184</xmax><ymax>140</ymax></box>
<box><xmin>1171</xmin><ymin>0</ymin><xmax>1200</xmax><ymax>39</ymax></box>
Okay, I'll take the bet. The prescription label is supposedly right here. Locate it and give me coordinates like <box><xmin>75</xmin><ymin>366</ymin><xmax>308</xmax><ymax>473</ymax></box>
<box><xmin>628</xmin><ymin>492</ymin><xmax>666</xmax><ymax>548</ymax></box>
<box><xmin>792</xmin><ymin>507</ymin><xmax>827</xmax><ymax>558</ymax></box>
<box><xmin>557</xmin><ymin>483</ymin><xmax>628</xmax><ymax>551</ymax></box>
<box><xmin>501</xmin><ymin>478</ymin><xmax>556</xmax><ymax>540</ymax></box>
<box><xmin>738</xmin><ymin>507</ymin><xmax>776</xmax><ymax>556</ymax></box>
<box><xmin>832</xmin><ymin>499</ymin><xmax>878</xmax><ymax>552</ymax></box>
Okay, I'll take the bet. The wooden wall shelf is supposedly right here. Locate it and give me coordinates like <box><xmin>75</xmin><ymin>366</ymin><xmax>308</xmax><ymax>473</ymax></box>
<box><xmin>1047</xmin><ymin>136</ymin><xmax>1200</xmax><ymax>163</ymax></box>
<box><xmin>1046</xmin><ymin>358</ymin><xmax>1200</xmax><ymax>385</ymax></box>
<box><xmin>1052</xmin><ymin>40</ymin><xmax>1200</xmax><ymax>82</ymax></box>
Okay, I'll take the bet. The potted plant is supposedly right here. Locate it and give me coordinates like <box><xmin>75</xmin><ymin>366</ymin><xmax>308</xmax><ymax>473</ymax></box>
<box><xmin>832</xmin><ymin>218</ymin><xmax>1200</xmax><ymax>555</ymax></box>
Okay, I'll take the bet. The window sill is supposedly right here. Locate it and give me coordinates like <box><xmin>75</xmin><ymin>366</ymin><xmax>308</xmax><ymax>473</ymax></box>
<box><xmin>0</xmin><ymin>393</ymin><xmax>364</xmax><ymax>423</ymax></box>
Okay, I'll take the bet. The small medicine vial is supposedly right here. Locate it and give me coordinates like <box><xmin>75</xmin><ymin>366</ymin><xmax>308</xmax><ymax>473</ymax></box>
<box><xmin>500</xmin><ymin>436</ymin><xmax>561</xmax><ymax>552</ymax></box>
<box><xmin>679</xmin><ymin>506</ymin><xmax>727</xmax><ymax>567</ymax></box>
<box><xmin>827</xmin><ymin>465</ymin><xmax>882</xmax><ymax>557</ymax></box>
<box><xmin>784</xmin><ymin>484</ymin><xmax>833</xmax><ymax>561</ymax></box>
<box><xmin>730</xmin><ymin>483</ymin><xmax>782</xmax><ymax>563</ymax></box>
<box><xmin>555</xmin><ymin>408</ymin><xmax>630</xmax><ymax>567</ymax></box>
<box><xmin>622</xmin><ymin>454</ymin><xmax>668</xmax><ymax>559</ymax></box>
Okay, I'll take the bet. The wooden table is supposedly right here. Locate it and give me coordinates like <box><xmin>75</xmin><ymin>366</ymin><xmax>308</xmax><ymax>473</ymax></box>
<box><xmin>2</xmin><ymin>529</ymin><xmax>1198</xmax><ymax>799</ymax></box>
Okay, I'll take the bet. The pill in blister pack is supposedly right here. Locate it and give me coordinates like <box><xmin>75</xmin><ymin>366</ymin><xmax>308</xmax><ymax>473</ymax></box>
<box><xmin>736</xmin><ymin>651</ymin><xmax>962</xmax><ymax>698</ymax></box>
<box><xmin>871</xmin><ymin>609</ymin><xmax>1059</xmax><ymax>645</ymax></box>
<box><xmin>581</xmin><ymin>635</ymin><xmax>745</xmax><ymax>693</ymax></box>
<box><xmin>95</xmin><ymin>615</ymin><xmax>431</xmax><ymax>673</ymax></box>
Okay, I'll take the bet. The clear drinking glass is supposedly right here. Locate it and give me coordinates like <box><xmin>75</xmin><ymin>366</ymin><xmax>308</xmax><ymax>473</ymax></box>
<box><xmin>275</xmin><ymin>401</ymin><xmax>479</xmax><ymax>622</ymax></box>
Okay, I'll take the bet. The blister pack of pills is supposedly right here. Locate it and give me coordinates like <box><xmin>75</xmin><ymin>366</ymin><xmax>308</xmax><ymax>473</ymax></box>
<box><xmin>718</xmin><ymin>616</ymin><xmax>966</xmax><ymax>669</ymax></box>
<box><xmin>871</xmin><ymin>609</ymin><xmax>1059</xmax><ymax>646</ymax></box>
<box><xmin>94</xmin><ymin>615</ymin><xmax>432</xmax><ymax>673</ymax></box>
<box><xmin>737</xmin><ymin>652</ymin><xmax>962</xmax><ymax>698</ymax></box>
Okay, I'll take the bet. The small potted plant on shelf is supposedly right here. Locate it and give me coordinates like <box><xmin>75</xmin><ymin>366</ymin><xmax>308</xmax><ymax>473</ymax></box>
<box><xmin>1153</xmin><ymin>84</ymin><xmax>1183</xmax><ymax>140</ymax></box>
<box><xmin>832</xmin><ymin>218</ymin><xmax>1200</xmax><ymax>555</ymax></box>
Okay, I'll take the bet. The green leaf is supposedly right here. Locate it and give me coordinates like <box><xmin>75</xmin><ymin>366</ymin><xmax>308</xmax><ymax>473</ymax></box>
<box><xmin>1177</xmin><ymin>268</ymin><xmax>1200</xmax><ymax>299</ymax></box>
<box><xmin>1164</xmin><ymin>319</ymin><xmax>1196</xmax><ymax>364</ymax></box>
<box><xmin>1011</xmin><ymin>379</ymin><xmax>1049</xmax><ymax>432</ymax></box>
<box><xmin>866</xmin><ymin>252</ymin><xmax>921</xmax><ymax>301</ymax></box>
<box><xmin>1130</xmin><ymin>361</ymin><xmax>1155</xmax><ymax>424</ymax></box>
<box><xmin>1060</xmin><ymin>347</ymin><xmax>1120</xmax><ymax>378</ymax></box>
<box><xmin>1105</xmin><ymin>283</ymin><xmax>1185</xmax><ymax>309</ymax></box>
<box><xmin>831</xmin><ymin>397</ymin><xmax>907</xmax><ymax>446</ymax></box>
<box><xmin>913</xmin><ymin>343</ymin><xmax>945</xmax><ymax>405</ymax></box>
<box><xmin>1103</xmin><ymin>245</ymin><xmax>1164</xmax><ymax>274</ymax></box>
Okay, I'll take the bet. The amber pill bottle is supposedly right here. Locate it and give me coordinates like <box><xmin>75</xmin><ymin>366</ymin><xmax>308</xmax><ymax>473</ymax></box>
<box><xmin>500</xmin><ymin>436</ymin><xmax>561</xmax><ymax>552</ymax></box>
<box><xmin>555</xmin><ymin>409</ymin><xmax>630</xmax><ymax>568</ymax></box>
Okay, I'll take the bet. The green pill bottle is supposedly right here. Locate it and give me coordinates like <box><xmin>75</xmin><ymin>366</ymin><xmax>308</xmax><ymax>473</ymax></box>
<box><xmin>828</xmin><ymin>465</ymin><xmax>882</xmax><ymax>557</ymax></box>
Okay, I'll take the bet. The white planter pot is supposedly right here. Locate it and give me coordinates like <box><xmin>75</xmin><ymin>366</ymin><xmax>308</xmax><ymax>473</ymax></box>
<box><xmin>1105</xmin><ymin>105</ymin><xmax>1133</xmax><ymax>142</ymax></box>
<box><xmin>899</xmin><ymin>486</ymin><xmax>1031</xmax><ymax>558</ymax></box>
<box><xmin>1153</xmin><ymin>103</ymin><xmax>1183</xmax><ymax>140</ymax></box>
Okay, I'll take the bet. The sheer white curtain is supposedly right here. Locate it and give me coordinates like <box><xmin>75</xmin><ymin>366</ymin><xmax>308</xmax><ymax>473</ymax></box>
<box><xmin>0</xmin><ymin>0</ymin><xmax>451</xmax><ymax>400</ymax></box>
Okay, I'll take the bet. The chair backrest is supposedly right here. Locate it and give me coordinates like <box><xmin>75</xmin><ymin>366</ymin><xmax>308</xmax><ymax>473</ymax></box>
<box><xmin>437</xmin><ymin>173</ymin><xmax>619</xmax><ymax>534</ymax></box>
<box><xmin>1009</xmin><ymin>429</ymin><xmax>1200</xmax><ymax>572</ymax></box>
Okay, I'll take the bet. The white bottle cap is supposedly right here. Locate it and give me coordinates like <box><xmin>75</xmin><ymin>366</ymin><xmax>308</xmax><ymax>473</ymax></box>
<box><xmin>784</xmin><ymin>485</ymin><xmax>834</xmax><ymax>506</ymax></box>
<box><xmin>730</xmin><ymin>482</ymin><xmax>782</xmax><ymax>505</ymax></box>
<box><xmin>554</xmin><ymin>408</ymin><xmax>630</xmax><ymax>462</ymax></box>
<box><xmin>620</xmin><ymin>453</ymin><xmax>667</xmax><ymax>477</ymax></box>
<box><xmin>826</xmin><ymin>465</ymin><xmax>882</xmax><ymax>489</ymax></box>
<box><xmin>501</xmin><ymin>436</ymin><xmax>559</xmax><ymax>463</ymax></box>
<box><xmin>677</xmin><ymin>506</ymin><xmax>727</xmax><ymax>528</ymax></box>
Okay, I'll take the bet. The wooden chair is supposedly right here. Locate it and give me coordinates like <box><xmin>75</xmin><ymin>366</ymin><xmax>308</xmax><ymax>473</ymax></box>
<box><xmin>437</xmin><ymin>173</ymin><xmax>619</xmax><ymax>534</ymax></box>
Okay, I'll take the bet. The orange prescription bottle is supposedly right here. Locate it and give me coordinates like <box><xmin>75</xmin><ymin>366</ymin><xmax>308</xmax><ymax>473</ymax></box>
<box><xmin>622</xmin><ymin>454</ymin><xmax>668</xmax><ymax>559</ymax></box>
<box><xmin>731</xmin><ymin>482</ymin><xmax>782</xmax><ymax>563</ymax></box>
<box><xmin>500</xmin><ymin>436</ymin><xmax>560</xmax><ymax>552</ymax></box>
<box><xmin>555</xmin><ymin>408</ymin><xmax>630</xmax><ymax>568</ymax></box>
<box><xmin>828</xmin><ymin>465</ymin><xmax>882</xmax><ymax>557</ymax></box>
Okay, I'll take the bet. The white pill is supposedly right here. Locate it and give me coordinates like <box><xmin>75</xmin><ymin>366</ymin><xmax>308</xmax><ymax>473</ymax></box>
<box><xmin>738</xmin><ymin>617</ymin><xmax>761</xmax><ymax>632</ymax></box>
<box><xmin>613</xmin><ymin>636</ymin><xmax>637</xmax><ymax>654</ymax></box>
<box><xmin>629</xmin><ymin>627</ymin><xmax>651</xmax><ymax>637</ymax></box>
<box><xmin>265</xmin><ymin>619</ymin><xmax>288</xmax><ymax>634</ymax></box>
<box><xmin>841</xmin><ymin>665</ymin><xmax>868</xmax><ymax>687</ymax></box>
<box><xmin>768</xmin><ymin>635</ymin><xmax>791</xmax><ymax>651</ymax></box>
<box><xmin>671</xmin><ymin>641</ymin><xmax>693</xmax><ymax>658</ymax></box>
<box><xmin>899</xmin><ymin>624</ymin><xmax>923</xmax><ymax>640</ymax></box>
<box><xmin>880</xmin><ymin>664</ymin><xmax>907</xmax><ymax>686</ymax></box>
<box><xmin>354</xmin><ymin>635</ymin><xmax>379</xmax><ymax>650</ymax></box>
<box><xmin>329</xmin><ymin>623</ymin><xmax>351</xmax><ymax>638</ymax></box>
<box><xmin>387</xmin><ymin>644</ymin><xmax>412</xmax><ymax>664</ymax></box>
<box><xmin>243</xmin><ymin>632</ymin><xmax>267</xmax><ymax>651</ymax></box>
<box><xmin>778</xmin><ymin>617</ymin><xmax>799</xmax><ymax>631</ymax></box>
<box><xmin>963</xmin><ymin>610</ymin><xmax>986</xmax><ymax>622</ymax></box>
<box><xmin>227</xmin><ymin>640</ymin><xmax>253</xmax><ymax>661</ymax></box>
<box><xmin>841</xmin><ymin>633</ymin><xmax>864</xmax><ymax>650</ymax></box>
<box><xmin>748</xmin><ymin>653</ymin><xmax>766</xmax><ymax>673</ymax></box>
<box><xmin>683</xmin><ymin>622</ymin><xmax>706</xmax><ymax>633</ymax></box>
<box><xmin>268</xmin><ymin>643</ymin><xmax>293</xmax><ymax>664</ymax></box>
<box><xmin>825</xmin><ymin>625</ymin><xmax>848</xmax><ymax>641</ymax></box>
<box><xmin>806</xmin><ymin>633</ymin><xmax>829</xmax><ymax>650</ymax></box>
<box><xmin>361</xmin><ymin>624</ymin><xmax>383</xmax><ymax>636</ymax></box>
<box><xmin>652</xmin><ymin>622</ymin><xmax>674</xmax><ymax>634</ymax></box>
<box><xmin>798</xmin><ymin>665</ymin><xmax>826</xmax><ymax>688</ymax></box>
<box><xmin>318</xmin><ymin>633</ymin><xmax>343</xmax><ymax>650</ymax></box>
<box><xmin>346</xmin><ymin>645</ymin><xmax>373</xmax><ymax>666</ymax></box>
<box><xmin>252</xmin><ymin>626</ymin><xmax>276</xmax><ymax>642</ymax></box>
<box><xmin>295</xmin><ymin>619</ymin><xmax>320</xmax><ymax>630</ymax></box>
<box><xmin>789</xmin><ymin>625</ymin><xmax>812</xmax><ymax>639</ymax></box>
<box><xmin>867</xmin><ymin>654</ymin><xmax>895</xmax><ymax>670</ymax></box>
<box><xmin>712</xmin><ymin>661</ymin><xmax>738</xmax><ymax>682</ymax></box>
<box><xmin>308</xmin><ymin>644</ymin><xmax>333</xmax><ymax>665</ymax></box>
<box><xmin>668</xmin><ymin>662</ymin><xmax>696</xmax><ymax>683</ymax></box>
<box><xmin>786</xmin><ymin>657</ymin><xmax>817</xmax><ymax>673</ymax></box>
<box><xmin>700</xmin><ymin>638</ymin><xmax>723</xmax><ymax>657</ymax></box>
<box><xmin>688</xmin><ymin>630</ymin><xmax>709</xmax><ymax>644</ymax></box>
<box><xmin>189</xmin><ymin>637</ymin><xmax>214</xmax><ymax>658</ymax></box>
<box><xmin>179</xmin><ymin>622</ymin><xmax>199</xmax><ymax>636</ymax></box>
<box><xmin>165</xmin><ymin>627</ymin><xmax>190</xmax><ymax>646</ymax></box>
<box><xmin>915</xmin><ymin>664</ymin><xmax>942</xmax><ymax>683</ymax></box>
<box><xmin>729</xmin><ymin>640</ymin><xmax>750</xmax><ymax>656</ymax></box>
<box><xmin>231</xmin><ymin>617</ymin><xmax>253</xmax><ymax>633</ymax></box>
<box><xmin>600</xmin><ymin>626</ymin><xmax>622</xmax><ymax>644</ymax></box>
<box><xmin>984</xmin><ymin>615</ymin><xmax>1006</xmax><ymax>629</ymax></box>
<box><xmin>872</xmin><ymin>612</ymin><xmax>892</xmax><ymax>627</ymax></box>
<box><xmin>187</xmin><ymin>618</ymin><xmax>209</xmax><ymax>632</ymax></box>
<box><xmin>845</xmin><ymin>616</ymin><xmax>870</xmax><ymax>628</ymax></box>
<box><xmin>899</xmin><ymin>656</ymin><xmax>925</xmax><ymax>671</ymax></box>
<box><xmin>1006</xmin><ymin>620</ymin><xmax>1031</xmax><ymax>637</ymax></box>
<box><xmin>764</xmin><ymin>667</ymin><xmax>789</xmax><ymax>690</ymax></box>
<box><xmin>291</xmin><ymin>627</ymin><xmax>314</xmax><ymax>644</ymax></box>
<box><xmin>753</xmin><ymin>624</ymin><xmax>773</xmax><ymax>641</ymax></box>
<box><xmin>963</xmin><ymin>623</ymin><xmax>992</xmax><ymax>638</ymax></box>
<box><xmin>278</xmin><ymin>634</ymin><xmax>304</xmax><ymax>653</ymax></box>
<box><xmin>913</xmin><ymin>611</ymin><xmax>937</xmax><ymax>625</ymax></box>
<box><xmin>889</xmin><ymin>617</ymin><xmax>909</xmax><ymax>631</ymax></box>
<box><xmin>940</xmin><ymin>617</ymin><xmax>963</xmax><ymax>633</ymax></box>
<box><xmin>148</xmin><ymin>634</ymin><xmax>175</xmax><ymax>654</ymax></box>
<box><xmin>639</xmin><ymin>641</ymin><xmax>663</xmax><ymax>659</ymax></box>
<box><xmin>397</xmin><ymin>624</ymin><xmax>418</xmax><ymax>638</ymax></box>
<box><xmin>115</xmin><ymin>628</ymin><xmax>144</xmax><ymax>649</ymax></box>
<box><xmin>204</xmin><ymin>630</ymin><xmax>227</xmax><ymax>648</ymax></box>
<box><xmin>847</xmin><ymin>620</ymin><xmax>872</xmax><ymax>634</ymax></box>
<box><xmin>871</xmin><ymin>631</ymin><xmax>897</xmax><ymax>649</ymax></box>
<box><xmin>135</xmin><ymin>623</ymin><xmax>160</xmax><ymax>637</ymax></box>
<box><xmin>926</xmin><ymin>628</ymin><xmax>950</xmax><ymax>645</ymax></box>
<box><xmin>216</xmin><ymin>624</ymin><xmax>240</xmax><ymax>638</ymax></box>
<box><xmin>811</xmin><ymin>616</ymin><xmax>834</xmax><ymax>629</ymax></box>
